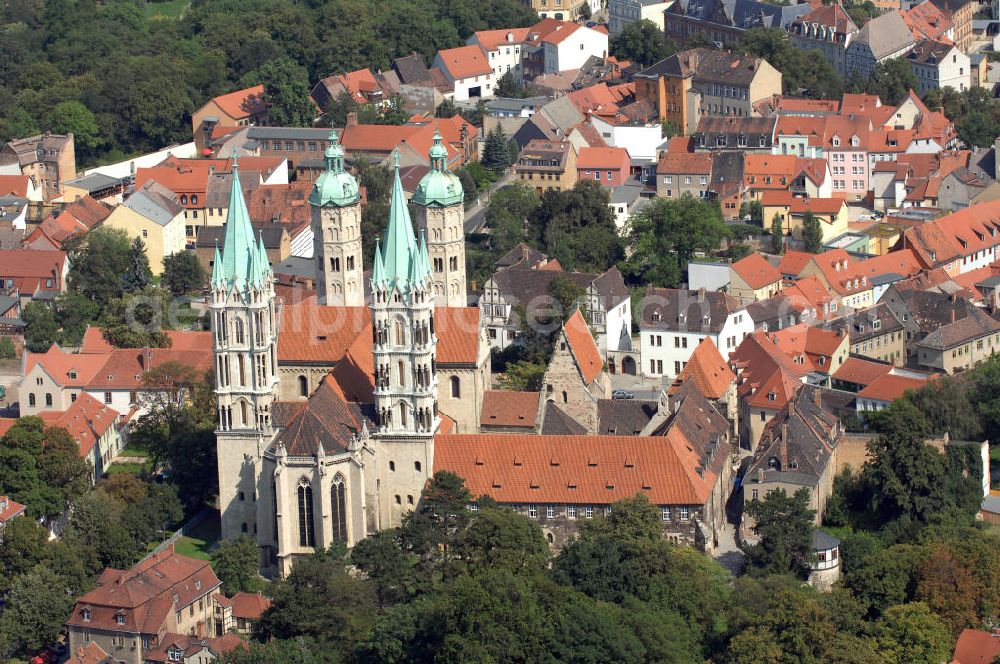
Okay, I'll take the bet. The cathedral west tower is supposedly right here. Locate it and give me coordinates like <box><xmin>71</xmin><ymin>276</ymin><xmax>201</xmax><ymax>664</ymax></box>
<box><xmin>210</xmin><ymin>160</ymin><xmax>279</xmax><ymax>549</ymax></box>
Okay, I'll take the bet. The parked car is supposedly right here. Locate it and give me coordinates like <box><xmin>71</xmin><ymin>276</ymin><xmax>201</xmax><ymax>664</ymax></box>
<box><xmin>611</xmin><ymin>390</ymin><xmax>634</xmax><ymax>400</ymax></box>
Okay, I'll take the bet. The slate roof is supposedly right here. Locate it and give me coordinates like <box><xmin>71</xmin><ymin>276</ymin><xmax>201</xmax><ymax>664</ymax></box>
<box><xmin>640</xmin><ymin>288</ymin><xmax>743</xmax><ymax>333</ymax></box>
<box><xmin>897</xmin><ymin>289</ymin><xmax>975</xmax><ymax>335</ymax></box>
<box><xmin>495</xmin><ymin>243</ymin><xmax>547</xmax><ymax>269</ymax></box>
<box><xmin>694</xmin><ymin>116</ymin><xmax>776</xmax><ymax>148</ymax></box>
<box><xmin>917</xmin><ymin>305</ymin><xmax>1000</xmax><ymax>349</ymax></box>
<box><xmin>274</xmin><ymin>374</ymin><xmax>367</xmax><ymax>456</ymax></box>
<box><xmin>597</xmin><ymin>399</ymin><xmax>658</xmax><ymax>435</ymax></box>
<box><xmin>851</xmin><ymin>10</ymin><xmax>916</xmax><ymax>60</ymax></box>
<box><xmin>824</xmin><ymin>303</ymin><xmax>904</xmax><ymax>344</ymax></box>
<box><xmin>540</xmin><ymin>402</ymin><xmax>588</xmax><ymax>435</ymax></box>
<box><xmin>490</xmin><ymin>264</ymin><xmax>629</xmax><ymax>311</ymax></box>
<box><xmin>124</xmin><ymin>181</ymin><xmax>183</xmax><ymax>226</ymax></box>
<box><xmin>746</xmin><ymin>384</ymin><xmax>840</xmax><ymax>487</ymax></box>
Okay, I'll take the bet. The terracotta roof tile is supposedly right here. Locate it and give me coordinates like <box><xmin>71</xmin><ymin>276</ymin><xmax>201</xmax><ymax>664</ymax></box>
<box><xmin>668</xmin><ymin>338</ymin><xmax>735</xmax><ymax>399</ymax></box>
<box><xmin>857</xmin><ymin>372</ymin><xmax>928</xmax><ymax>401</ymax></box>
<box><xmin>480</xmin><ymin>391</ymin><xmax>539</xmax><ymax>429</ymax></box>
<box><xmin>732</xmin><ymin>253</ymin><xmax>781</xmax><ymax>290</ymax></box>
<box><xmin>209</xmin><ymin>85</ymin><xmax>266</xmax><ymax>120</ymax></box>
<box><xmin>230</xmin><ymin>592</ymin><xmax>272</xmax><ymax>620</ymax></box>
<box><xmin>80</xmin><ymin>327</ymin><xmax>211</xmax><ymax>353</ymax></box>
<box><xmin>563</xmin><ymin>309</ymin><xmax>603</xmax><ymax>385</ymax></box>
<box><xmin>778</xmin><ymin>251</ymin><xmax>816</xmax><ymax>277</ymax></box>
<box><xmin>67</xmin><ymin>642</ymin><xmax>110</xmax><ymax>664</ymax></box>
<box><xmin>0</xmin><ymin>495</ymin><xmax>26</xmax><ymax>524</ymax></box>
<box><xmin>39</xmin><ymin>392</ymin><xmax>121</xmax><ymax>458</ymax></box>
<box><xmin>436</xmin><ymin>45</ymin><xmax>493</xmax><ymax>79</ymax></box>
<box><xmin>952</xmin><ymin>628</ymin><xmax>1000</xmax><ymax>664</ymax></box>
<box><xmin>576</xmin><ymin>146</ymin><xmax>629</xmax><ymax>169</ymax></box>
<box><xmin>24</xmin><ymin>344</ymin><xmax>110</xmax><ymax>387</ymax></box>
<box><xmin>0</xmin><ymin>175</ymin><xmax>30</xmax><ymax>197</ymax></box>
<box><xmin>832</xmin><ymin>356</ymin><xmax>893</xmax><ymax>386</ymax></box>
<box><xmin>472</xmin><ymin>27</ymin><xmax>532</xmax><ymax>51</ymax></box>
<box><xmin>434</xmin><ymin>432</ymin><xmax>717</xmax><ymax>506</ymax></box>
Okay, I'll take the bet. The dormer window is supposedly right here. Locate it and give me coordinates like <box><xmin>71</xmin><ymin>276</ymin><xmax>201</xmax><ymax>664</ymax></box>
<box><xmin>116</xmin><ymin>614</ymin><xmax>126</xmax><ymax>625</ymax></box>
<box><xmin>82</xmin><ymin>609</ymin><xmax>91</xmax><ymax>622</ymax></box>
<box><xmin>195</xmin><ymin>580</ymin><xmax>201</xmax><ymax>591</ymax></box>
<box><xmin>768</xmin><ymin>391</ymin><xmax>776</xmax><ymax>401</ymax></box>
<box><xmin>651</xmin><ymin>311</ymin><xmax>661</xmax><ymax>323</ymax></box>
<box><xmin>168</xmin><ymin>647</ymin><xmax>183</xmax><ymax>662</ymax></box>
<box><xmin>850</xmin><ymin>136</ymin><xmax>859</xmax><ymax>147</ymax></box>
<box><xmin>832</xmin><ymin>136</ymin><xmax>841</xmax><ymax>147</ymax></box>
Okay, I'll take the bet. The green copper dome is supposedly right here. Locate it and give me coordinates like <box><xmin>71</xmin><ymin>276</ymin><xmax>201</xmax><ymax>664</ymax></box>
<box><xmin>412</xmin><ymin>129</ymin><xmax>463</xmax><ymax>208</ymax></box>
<box><xmin>309</xmin><ymin>130</ymin><xmax>360</xmax><ymax>207</ymax></box>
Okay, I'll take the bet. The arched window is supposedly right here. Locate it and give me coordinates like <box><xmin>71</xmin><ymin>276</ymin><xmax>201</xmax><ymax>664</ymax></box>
<box><xmin>28</xmin><ymin>393</ymin><xmax>36</xmax><ymax>407</ymax></box>
<box><xmin>297</xmin><ymin>479</ymin><xmax>315</xmax><ymax>548</ymax></box>
<box><xmin>298</xmin><ymin>375</ymin><xmax>308</xmax><ymax>397</ymax></box>
<box><xmin>331</xmin><ymin>477</ymin><xmax>347</xmax><ymax>543</ymax></box>
<box><xmin>240</xmin><ymin>400</ymin><xmax>249</xmax><ymax>426</ymax></box>
<box><xmin>45</xmin><ymin>393</ymin><xmax>52</xmax><ymax>406</ymax></box>
<box><xmin>398</xmin><ymin>360</ymin><xmax>405</xmax><ymax>388</ymax></box>
<box><xmin>415</xmin><ymin>461</ymin><xmax>422</xmax><ymax>472</ymax></box>
<box><xmin>238</xmin><ymin>355</ymin><xmax>246</xmax><ymax>386</ymax></box>
<box><xmin>399</xmin><ymin>403</ymin><xmax>407</xmax><ymax>428</ymax></box>
<box><xmin>562</xmin><ymin>391</ymin><xmax>568</xmax><ymax>404</ymax></box>
<box><xmin>546</xmin><ymin>532</ymin><xmax>554</xmax><ymax>544</ymax></box>
<box><xmin>450</xmin><ymin>376</ymin><xmax>461</xmax><ymax>399</ymax></box>
<box><xmin>235</xmin><ymin>318</ymin><xmax>245</xmax><ymax>344</ymax></box>
<box><xmin>393</xmin><ymin>319</ymin><xmax>405</xmax><ymax>346</ymax></box>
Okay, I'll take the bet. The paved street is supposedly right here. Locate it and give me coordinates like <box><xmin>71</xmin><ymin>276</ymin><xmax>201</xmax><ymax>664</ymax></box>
<box><xmin>464</xmin><ymin>170</ymin><xmax>514</xmax><ymax>234</ymax></box>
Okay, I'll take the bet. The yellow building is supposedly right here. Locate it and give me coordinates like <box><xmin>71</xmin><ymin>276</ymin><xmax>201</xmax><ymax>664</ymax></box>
<box><xmin>101</xmin><ymin>181</ymin><xmax>186</xmax><ymax>275</ymax></box>
<box><xmin>515</xmin><ymin>140</ymin><xmax>578</xmax><ymax>193</ymax></box>
<box><xmin>762</xmin><ymin>192</ymin><xmax>848</xmax><ymax>245</ymax></box>
<box><xmin>729</xmin><ymin>253</ymin><xmax>782</xmax><ymax>302</ymax></box>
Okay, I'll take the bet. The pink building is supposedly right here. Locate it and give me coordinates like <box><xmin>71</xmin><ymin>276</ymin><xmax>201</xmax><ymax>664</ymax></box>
<box><xmin>576</xmin><ymin>147</ymin><xmax>631</xmax><ymax>187</ymax></box>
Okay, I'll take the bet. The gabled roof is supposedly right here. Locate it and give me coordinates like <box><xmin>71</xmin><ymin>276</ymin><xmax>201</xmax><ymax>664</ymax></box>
<box><xmin>576</xmin><ymin>146</ymin><xmax>630</xmax><ymax>169</ymax></box>
<box><xmin>436</xmin><ymin>45</ymin><xmax>493</xmax><ymax>79</ymax></box>
<box><xmin>480</xmin><ymin>391</ymin><xmax>539</xmax><ymax>429</ymax></box>
<box><xmin>731</xmin><ymin>331</ymin><xmax>809</xmax><ymax>410</ymax></box>
<box><xmin>0</xmin><ymin>495</ymin><xmax>26</xmax><ymax>524</ymax></box>
<box><xmin>39</xmin><ymin>392</ymin><xmax>122</xmax><ymax>459</ymax></box>
<box><xmin>917</xmin><ymin>305</ymin><xmax>1000</xmax><ymax>349</ymax></box>
<box><xmin>563</xmin><ymin>309</ymin><xmax>603</xmax><ymax>385</ymax></box>
<box><xmin>471</xmin><ymin>27</ymin><xmax>532</xmax><ymax>51</ymax></box>
<box><xmin>668</xmin><ymin>337</ymin><xmax>735</xmax><ymax>400</ymax></box>
<box><xmin>732</xmin><ymin>253</ymin><xmax>781</xmax><ymax>290</ymax></box>
<box><xmin>768</xmin><ymin>323</ymin><xmax>847</xmax><ymax>372</ymax></box>
<box><xmin>952</xmin><ymin>629</ymin><xmax>1000</xmax><ymax>664</ymax></box>
<box><xmin>833</xmin><ymin>356</ymin><xmax>893</xmax><ymax>386</ymax></box>
<box><xmin>208</xmin><ymin>85</ymin><xmax>266</xmax><ymax>120</ymax></box>
<box><xmin>0</xmin><ymin>175</ymin><xmax>30</xmax><ymax>197</ymax></box>
<box><xmin>274</xmin><ymin>375</ymin><xmax>364</xmax><ymax>456</ymax></box>
<box><xmin>540</xmin><ymin>402</ymin><xmax>588</xmax><ymax>435</ymax></box>
<box><xmin>597</xmin><ymin>399</ymin><xmax>658</xmax><ymax>435</ymax></box>
<box><xmin>640</xmin><ymin>288</ymin><xmax>743</xmax><ymax>333</ymax></box>
<box><xmin>778</xmin><ymin>250</ymin><xmax>816</xmax><ymax>277</ymax></box>
<box><xmin>851</xmin><ymin>10</ymin><xmax>916</xmax><ymax>60</ymax></box>
<box><xmin>230</xmin><ymin>592</ymin><xmax>272</xmax><ymax>620</ymax></box>
<box><xmin>435</xmin><ymin>432</ymin><xmax>720</xmax><ymax>506</ymax></box>
<box><xmin>857</xmin><ymin>372</ymin><xmax>929</xmax><ymax>401</ymax></box>
<box><xmin>793</xmin><ymin>3</ymin><xmax>858</xmax><ymax>33</ymax></box>
<box><xmin>24</xmin><ymin>344</ymin><xmax>109</xmax><ymax>387</ymax></box>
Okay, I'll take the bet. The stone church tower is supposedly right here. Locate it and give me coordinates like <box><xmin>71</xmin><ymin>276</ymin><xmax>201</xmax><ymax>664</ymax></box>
<box><xmin>310</xmin><ymin>131</ymin><xmax>363</xmax><ymax>306</ymax></box>
<box><xmin>413</xmin><ymin>130</ymin><xmax>466</xmax><ymax>307</ymax></box>
<box><xmin>370</xmin><ymin>154</ymin><xmax>438</xmax><ymax>527</ymax></box>
<box><xmin>210</xmin><ymin>160</ymin><xmax>280</xmax><ymax>544</ymax></box>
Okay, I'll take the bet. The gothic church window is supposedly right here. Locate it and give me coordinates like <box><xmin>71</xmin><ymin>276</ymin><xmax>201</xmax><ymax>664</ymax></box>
<box><xmin>393</xmin><ymin>319</ymin><xmax>405</xmax><ymax>346</ymax></box>
<box><xmin>450</xmin><ymin>376</ymin><xmax>461</xmax><ymax>398</ymax></box>
<box><xmin>331</xmin><ymin>477</ymin><xmax>347</xmax><ymax>543</ymax></box>
<box><xmin>235</xmin><ymin>318</ymin><xmax>245</xmax><ymax>344</ymax></box>
<box><xmin>297</xmin><ymin>479</ymin><xmax>315</xmax><ymax>548</ymax></box>
<box><xmin>298</xmin><ymin>375</ymin><xmax>308</xmax><ymax>397</ymax></box>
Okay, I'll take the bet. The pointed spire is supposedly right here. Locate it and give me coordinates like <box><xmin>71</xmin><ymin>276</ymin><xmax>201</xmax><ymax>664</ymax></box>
<box><xmin>219</xmin><ymin>154</ymin><xmax>258</xmax><ymax>291</ymax></box>
<box><xmin>324</xmin><ymin>129</ymin><xmax>345</xmax><ymax>173</ymax></box>
<box><xmin>257</xmin><ymin>231</ymin><xmax>269</xmax><ymax>283</ymax></box>
<box><xmin>429</xmin><ymin>128</ymin><xmax>448</xmax><ymax>171</ymax></box>
<box><xmin>371</xmin><ymin>236</ymin><xmax>385</xmax><ymax>287</ymax></box>
<box><xmin>381</xmin><ymin>149</ymin><xmax>419</xmax><ymax>288</ymax></box>
<box><xmin>417</xmin><ymin>229</ymin><xmax>431</xmax><ymax>284</ymax></box>
<box><xmin>211</xmin><ymin>243</ymin><xmax>223</xmax><ymax>289</ymax></box>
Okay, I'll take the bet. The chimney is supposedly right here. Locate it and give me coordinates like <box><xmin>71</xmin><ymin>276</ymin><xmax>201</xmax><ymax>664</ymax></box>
<box><xmin>757</xmin><ymin>467</ymin><xmax>765</xmax><ymax>483</ymax></box>
<box><xmin>814</xmin><ymin>386</ymin><xmax>822</xmax><ymax>407</ymax></box>
<box><xmin>697</xmin><ymin>287</ymin><xmax>706</xmax><ymax>302</ymax></box>
<box><xmin>951</xmin><ymin>309</ymin><xmax>956</xmax><ymax>324</ymax></box>
<box><xmin>779</xmin><ymin>423</ymin><xmax>788</xmax><ymax>469</ymax></box>
<box><xmin>346</xmin><ymin>112</ymin><xmax>358</xmax><ymax>127</ymax></box>
<box><xmin>602</xmin><ymin>49</ymin><xmax>608</xmax><ymax>67</ymax></box>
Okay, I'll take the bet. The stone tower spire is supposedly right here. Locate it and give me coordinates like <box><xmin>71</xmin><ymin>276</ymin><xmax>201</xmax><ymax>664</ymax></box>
<box><xmin>413</xmin><ymin>128</ymin><xmax>466</xmax><ymax>307</ymax></box>
<box><xmin>211</xmin><ymin>158</ymin><xmax>280</xmax><ymax>544</ymax></box>
<box><xmin>309</xmin><ymin>130</ymin><xmax>363</xmax><ymax>306</ymax></box>
<box><xmin>370</xmin><ymin>151</ymin><xmax>437</xmax><ymax>527</ymax></box>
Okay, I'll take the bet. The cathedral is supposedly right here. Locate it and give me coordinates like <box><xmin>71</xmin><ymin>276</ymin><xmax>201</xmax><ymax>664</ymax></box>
<box><xmin>212</xmin><ymin>131</ymin><xmax>484</xmax><ymax>576</ymax></box>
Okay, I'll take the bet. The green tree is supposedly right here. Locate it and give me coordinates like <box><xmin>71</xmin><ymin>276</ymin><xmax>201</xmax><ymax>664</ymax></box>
<box><xmin>255</xmin><ymin>57</ymin><xmax>315</xmax><ymax>127</ymax></box>
<box><xmin>220</xmin><ymin>638</ymin><xmax>324</xmax><ymax>664</ymax></box>
<box><xmin>212</xmin><ymin>536</ymin><xmax>265</xmax><ymax>596</ymax></box>
<box><xmin>802</xmin><ymin>210</ymin><xmax>823</xmax><ymax>253</ymax></box>
<box><xmin>739</xmin><ymin>200</ymin><xmax>763</xmax><ymax>225</ymax></box>
<box><xmin>323</xmin><ymin>91</ymin><xmax>359</xmax><ymax>127</ymax></box>
<box><xmin>875</xmin><ymin>602</ymin><xmax>952</xmax><ymax>664</ymax></box>
<box><xmin>744</xmin><ymin>488</ymin><xmax>816</xmax><ymax>579</ymax></box>
<box><xmin>533</xmin><ymin>181</ymin><xmax>621</xmax><ymax>273</ymax></box>
<box><xmin>66</xmin><ymin>227</ymin><xmax>135</xmax><ymax>307</ymax></box>
<box><xmin>482</xmin><ymin>124</ymin><xmax>513</xmax><ymax>172</ymax></box>
<box><xmin>124</xmin><ymin>236</ymin><xmax>153</xmax><ymax>293</ymax></box>
<box><xmin>496</xmin><ymin>70</ymin><xmax>528</xmax><ymax>98</ymax></box>
<box><xmin>162</xmin><ymin>250</ymin><xmax>207</xmax><ymax>296</ymax></box>
<box><xmin>738</xmin><ymin>28</ymin><xmax>845</xmax><ymax>99</ymax></box>
<box><xmin>53</xmin><ymin>291</ymin><xmax>100</xmax><ymax>346</ymax></box>
<box><xmin>610</xmin><ymin>19</ymin><xmax>675</xmax><ymax>67</ymax></box>
<box><xmin>623</xmin><ymin>194</ymin><xmax>728</xmax><ymax>287</ymax></box>
<box><xmin>495</xmin><ymin>358</ymin><xmax>547</xmax><ymax>391</ymax></box>
<box><xmin>770</xmin><ymin>213</ymin><xmax>784</xmax><ymax>254</ymax></box>
<box><xmin>436</xmin><ymin>97</ymin><xmax>458</xmax><ymax>118</ymax></box>
<box><xmin>44</xmin><ymin>100</ymin><xmax>101</xmax><ymax>162</ymax></box>
<box><xmin>351</xmin><ymin>529</ymin><xmax>422</xmax><ymax>609</ymax></box>
<box><xmin>453</xmin><ymin>506</ymin><xmax>550</xmax><ymax>575</ymax></box>
<box><xmin>22</xmin><ymin>301</ymin><xmax>58</xmax><ymax>353</ymax></box>
<box><xmin>64</xmin><ymin>489</ymin><xmax>140</xmax><ymax>568</ymax></box>
<box><xmin>868</xmin><ymin>58</ymin><xmax>919</xmax><ymax>106</ymax></box>
<box><xmin>0</xmin><ymin>336</ymin><xmax>15</xmax><ymax>359</ymax></box>
<box><xmin>0</xmin><ymin>566</ymin><xmax>74</xmax><ymax>655</ymax></box>
<box><xmin>546</xmin><ymin>273</ymin><xmax>586</xmax><ymax>321</ymax></box>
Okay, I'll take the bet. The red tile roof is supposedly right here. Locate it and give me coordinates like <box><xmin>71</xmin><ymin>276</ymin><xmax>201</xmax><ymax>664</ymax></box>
<box><xmin>857</xmin><ymin>372</ymin><xmax>928</xmax><ymax>402</ymax></box>
<box><xmin>833</xmin><ymin>356</ymin><xmax>892</xmax><ymax>386</ymax></box>
<box><xmin>0</xmin><ymin>495</ymin><xmax>26</xmax><ymax>524</ymax></box>
<box><xmin>731</xmin><ymin>331</ymin><xmax>808</xmax><ymax>409</ymax></box>
<box><xmin>209</xmin><ymin>85</ymin><xmax>266</xmax><ymax>120</ymax></box>
<box><xmin>472</xmin><ymin>27</ymin><xmax>532</xmax><ymax>51</ymax></box>
<box><xmin>0</xmin><ymin>249</ymin><xmax>66</xmax><ymax>286</ymax></box>
<box><xmin>68</xmin><ymin>546</ymin><xmax>222</xmax><ymax>634</ymax></box>
<box><xmin>436</xmin><ymin>45</ymin><xmax>493</xmax><ymax>79</ymax></box>
<box><xmin>435</xmin><ymin>432</ymin><xmax>718</xmax><ymax>506</ymax></box>
<box><xmin>576</xmin><ymin>146</ymin><xmax>630</xmax><ymax>170</ymax></box>
<box><xmin>278</xmin><ymin>300</ymin><xmax>480</xmax><ymax>366</ymax></box>
<box><xmin>62</xmin><ymin>196</ymin><xmax>113</xmax><ymax>229</ymax></box>
<box><xmin>67</xmin><ymin>642</ymin><xmax>110</xmax><ymax>664</ymax></box>
<box><xmin>789</xmin><ymin>197</ymin><xmax>847</xmax><ymax>216</ymax></box>
<box><xmin>340</xmin><ymin>123</ymin><xmax>460</xmax><ymax>163</ymax></box>
<box><xmin>901</xmin><ymin>197</ymin><xmax>1000</xmax><ymax>270</ymax></box>
<box><xmin>80</xmin><ymin>327</ymin><xmax>212</xmax><ymax>353</ymax></box>
<box><xmin>525</xmin><ymin>18</ymin><xmax>584</xmax><ymax>46</ymax></box>
<box><xmin>39</xmin><ymin>392</ymin><xmax>121</xmax><ymax>459</ymax></box>
<box><xmin>0</xmin><ymin>175</ymin><xmax>30</xmax><ymax>197</ymax></box>
<box><xmin>778</xmin><ymin>251</ymin><xmax>816</xmax><ymax>277</ymax></box>
<box><xmin>952</xmin><ymin>628</ymin><xmax>1000</xmax><ymax>664</ymax></box>
<box><xmin>776</xmin><ymin>98</ymin><xmax>840</xmax><ymax>114</ymax></box>
<box><xmin>83</xmin><ymin>348</ymin><xmax>212</xmax><ymax>391</ymax></box>
<box><xmin>768</xmin><ymin>323</ymin><xmax>847</xmax><ymax>372</ymax></box>
<box><xmin>732</xmin><ymin>253</ymin><xmax>781</xmax><ymax>290</ymax></box>
<box><xmin>669</xmin><ymin>337</ymin><xmax>735</xmax><ymax>400</ymax></box>
<box><xmin>480</xmin><ymin>391</ymin><xmax>540</xmax><ymax>429</ymax></box>
<box><xmin>25</xmin><ymin>345</ymin><xmax>110</xmax><ymax>388</ymax></box>
<box><xmin>230</xmin><ymin>592</ymin><xmax>272</xmax><ymax>620</ymax></box>
<box><xmin>657</xmin><ymin>149</ymin><xmax>712</xmax><ymax>176</ymax></box>
<box><xmin>0</xmin><ymin>418</ymin><xmax>16</xmax><ymax>437</ymax></box>
<box><xmin>563</xmin><ymin>309</ymin><xmax>603</xmax><ymax>385</ymax></box>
